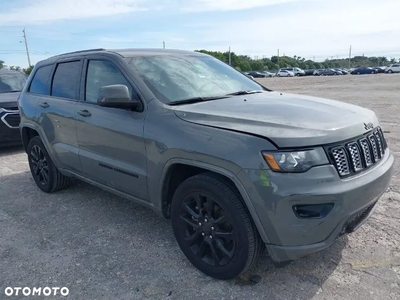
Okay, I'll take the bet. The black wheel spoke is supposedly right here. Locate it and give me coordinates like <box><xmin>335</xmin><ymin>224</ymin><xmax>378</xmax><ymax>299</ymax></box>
<box><xmin>196</xmin><ymin>240</ymin><xmax>207</xmax><ymax>258</ymax></box>
<box><xmin>205</xmin><ymin>198</ymin><xmax>215</xmax><ymax>218</ymax></box>
<box><xmin>183</xmin><ymin>203</ymin><xmax>200</xmax><ymax>219</ymax></box>
<box><xmin>185</xmin><ymin>231</ymin><xmax>201</xmax><ymax>245</ymax></box>
<box><xmin>41</xmin><ymin>168</ymin><xmax>49</xmax><ymax>183</ymax></box>
<box><xmin>213</xmin><ymin>214</ymin><xmax>226</xmax><ymax>225</ymax></box>
<box><xmin>216</xmin><ymin>239</ymin><xmax>234</xmax><ymax>258</ymax></box>
<box><xmin>208</xmin><ymin>240</ymin><xmax>221</xmax><ymax>266</ymax></box>
<box><xmin>31</xmin><ymin>160</ymin><xmax>40</xmax><ymax>175</ymax></box>
<box><xmin>180</xmin><ymin>215</ymin><xmax>200</xmax><ymax>229</ymax></box>
<box><xmin>30</xmin><ymin>147</ymin><xmax>39</xmax><ymax>161</ymax></box>
<box><xmin>214</xmin><ymin>230</ymin><xmax>234</xmax><ymax>241</ymax></box>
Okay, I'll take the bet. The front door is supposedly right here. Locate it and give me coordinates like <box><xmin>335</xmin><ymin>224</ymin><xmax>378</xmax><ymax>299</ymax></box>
<box><xmin>75</xmin><ymin>58</ymin><xmax>148</xmax><ymax>201</ymax></box>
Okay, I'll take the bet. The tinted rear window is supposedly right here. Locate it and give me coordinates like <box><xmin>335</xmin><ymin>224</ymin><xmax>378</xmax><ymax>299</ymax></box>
<box><xmin>51</xmin><ymin>61</ymin><xmax>81</xmax><ymax>99</ymax></box>
<box><xmin>29</xmin><ymin>65</ymin><xmax>52</xmax><ymax>95</ymax></box>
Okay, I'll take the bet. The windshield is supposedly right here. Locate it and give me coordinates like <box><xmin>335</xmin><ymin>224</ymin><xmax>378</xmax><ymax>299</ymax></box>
<box><xmin>124</xmin><ymin>54</ymin><xmax>264</xmax><ymax>103</ymax></box>
<box><xmin>0</xmin><ymin>73</ymin><xmax>27</xmax><ymax>93</ymax></box>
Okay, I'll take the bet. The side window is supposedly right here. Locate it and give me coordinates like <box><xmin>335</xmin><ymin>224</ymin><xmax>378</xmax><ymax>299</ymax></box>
<box><xmin>85</xmin><ymin>60</ymin><xmax>132</xmax><ymax>103</ymax></box>
<box><xmin>29</xmin><ymin>65</ymin><xmax>53</xmax><ymax>95</ymax></box>
<box><xmin>51</xmin><ymin>61</ymin><xmax>81</xmax><ymax>99</ymax></box>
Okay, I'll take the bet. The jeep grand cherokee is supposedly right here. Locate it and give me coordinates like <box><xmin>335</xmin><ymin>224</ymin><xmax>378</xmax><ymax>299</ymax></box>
<box><xmin>18</xmin><ymin>49</ymin><xmax>394</xmax><ymax>279</ymax></box>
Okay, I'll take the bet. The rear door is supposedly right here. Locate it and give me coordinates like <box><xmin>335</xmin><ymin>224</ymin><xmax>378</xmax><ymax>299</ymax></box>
<box><xmin>34</xmin><ymin>59</ymin><xmax>83</xmax><ymax>173</ymax></box>
<box><xmin>75</xmin><ymin>56</ymin><xmax>148</xmax><ymax>200</ymax></box>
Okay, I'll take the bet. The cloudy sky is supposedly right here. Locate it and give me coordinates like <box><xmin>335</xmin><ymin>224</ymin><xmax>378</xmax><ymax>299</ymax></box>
<box><xmin>1</xmin><ymin>0</ymin><xmax>399</xmax><ymax>68</ymax></box>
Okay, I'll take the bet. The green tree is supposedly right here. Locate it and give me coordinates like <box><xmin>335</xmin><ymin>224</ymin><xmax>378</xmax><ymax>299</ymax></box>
<box><xmin>0</xmin><ymin>60</ymin><xmax>4</xmax><ymax>69</ymax></box>
<box><xmin>9</xmin><ymin>65</ymin><xmax>21</xmax><ymax>71</ymax></box>
<box><xmin>23</xmin><ymin>65</ymin><xmax>34</xmax><ymax>75</ymax></box>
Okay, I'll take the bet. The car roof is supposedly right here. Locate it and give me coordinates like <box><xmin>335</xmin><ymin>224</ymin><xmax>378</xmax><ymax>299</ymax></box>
<box><xmin>37</xmin><ymin>48</ymin><xmax>205</xmax><ymax>66</ymax></box>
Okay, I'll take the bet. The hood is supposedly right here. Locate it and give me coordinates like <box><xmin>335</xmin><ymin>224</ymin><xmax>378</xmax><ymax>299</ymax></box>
<box><xmin>173</xmin><ymin>91</ymin><xmax>378</xmax><ymax>148</ymax></box>
<box><xmin>0</xmin><ymin>92</ymin><xmax>20</xmax><ymax>107</ymax></box>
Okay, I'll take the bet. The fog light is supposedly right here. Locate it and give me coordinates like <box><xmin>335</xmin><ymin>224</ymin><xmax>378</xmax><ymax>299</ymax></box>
<box><xmin>293</xmin><ymin>203</ymin><xmax>334</xmax><ymax>219</ymax></box>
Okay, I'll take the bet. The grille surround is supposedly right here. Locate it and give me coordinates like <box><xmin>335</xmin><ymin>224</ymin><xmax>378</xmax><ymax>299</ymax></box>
<box><xmin>0</xmin><ymin>108</ymin><xmax>20</xmax><ymax>129</ymax></box>
<box><xmin>328</xmin><ymin>127</ymin><xmax>388</xmax><ymax>178</ymax></box>
<box><xmin>3</xmin><ymin>113</ymin><xmax>20</xmax><ymax>128</ymax></box>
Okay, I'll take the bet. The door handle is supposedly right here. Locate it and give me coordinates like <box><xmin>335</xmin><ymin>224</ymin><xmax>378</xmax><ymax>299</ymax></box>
<box><xmin>77</xmin><ymin>110</ymin><xmax>92</xmax><ymax>117</ymax></box>
<box><xmin>39</xmin><ymin>102</ymin><xmax>49</xmax><ymax>108</ymax></box>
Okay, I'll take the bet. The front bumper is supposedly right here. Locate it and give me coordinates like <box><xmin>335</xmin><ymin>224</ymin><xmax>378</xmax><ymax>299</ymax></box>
<box><xmin>0</xmin><ymin>108</ymin><xmax>21</xmax><ymax>147</ymax></box>
<box><xmin>237</xmin><ymin>149</ymin><xmax>394</xmax><ymax>263</ymax></box>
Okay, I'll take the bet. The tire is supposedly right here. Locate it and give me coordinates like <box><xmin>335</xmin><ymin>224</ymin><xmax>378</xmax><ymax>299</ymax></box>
<box><xmin>357</xmin><ymin>72</ymin><xmax>360</xmax><ymax>75</ymax></box>
<box><xmin>171</xmin><ymin>173</ymin><xmax>262</xmax><ymax>280</ymax></box>
<box><xmin>388</xmin><ymin>70</ymin><xmax>393</xmax><ymax>74</ymax></box>
<box><xmin>27</xmin><ymin>136</ymin><xmax>70</xmax><ymax>193</ymax></box>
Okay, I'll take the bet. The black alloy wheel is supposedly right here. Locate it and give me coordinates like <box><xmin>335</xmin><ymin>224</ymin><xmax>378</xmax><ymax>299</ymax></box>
<box><xmin>30</xmin><ymin>145</ymin><xmax>49</xmax><ymax>186</ymax></box>
<box><xmin>171</xmin><ymin>173</ymin><xmax>262</xmax><ymax>280</ymax></box>
<box><xmin>178</xmin><ymin>192</ymin><xmax>235</xmax><ymax>267</ymax></box>
<box><xmin>27</xmin><ymin>136</ymin><xmax>70</xmax><ymax>193</ymax></box>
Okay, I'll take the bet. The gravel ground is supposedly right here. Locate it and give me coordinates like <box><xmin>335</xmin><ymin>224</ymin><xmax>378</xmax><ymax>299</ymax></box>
<box><xmin>1</xmin><ymin>74</ymin><xmax>399</xmax><ymax>300</ymax></box>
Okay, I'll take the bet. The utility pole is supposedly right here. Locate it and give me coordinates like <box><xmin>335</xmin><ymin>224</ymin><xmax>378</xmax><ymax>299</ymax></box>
<box><xmin>313</xmin><ymin>55</ymin><xmax>315</xmax><ymax>61</ymax></box>
<box><xmin>228</xmin><ymin>46</ymin><xmax>231</xmax><ymax>66</ymax></box>
<box><xmin>22</xmin><ymin>28</ymin><xmax>31</xmax><ymax>67</ymax></box>
<box><xmin>163</xmin><ymin>41</ymin><xmax>165</xmax><ymax>49</ymax></box>
<box><xmin>348</xmin><ymin>45</ymin><xmax>352</xmax><ymax>69</ymax></box>
<box><xmin>277</xmin><ymin>49</ymin><xmax>279</xmax><ymax>64</ymax></box>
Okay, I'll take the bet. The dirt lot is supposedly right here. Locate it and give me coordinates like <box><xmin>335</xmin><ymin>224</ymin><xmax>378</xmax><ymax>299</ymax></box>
<box><xmin>1</xmin><ymin>74</ymin><xmax>399</xmax><ymax>299</ymax></box>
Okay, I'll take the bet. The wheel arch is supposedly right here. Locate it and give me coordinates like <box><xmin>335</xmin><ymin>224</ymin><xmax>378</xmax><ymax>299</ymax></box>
<box><xmin>20</xmin><ymin>124</ymin><xmax>40</xmax><ymax>153</ymax></box>
<box><xmin>159</xmin><ymin>158</ymin><xmax>271</xmax><ymax>243</ymax></box>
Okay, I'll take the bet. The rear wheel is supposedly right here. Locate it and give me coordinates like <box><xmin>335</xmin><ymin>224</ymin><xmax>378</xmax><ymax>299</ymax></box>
<box><xmin>171</xmin><ymin>173</ymin><xmax>262</xmax><ymax>280</ymax></box>
<box><xmin>388</xmin><ymin>69</ymin><xmax>393</xmax><ymax>74</ymax></box>
<box><xmin>27</xmin><ymin>136</ymin><xmax>70</xmax><ymax>193</ymax></box>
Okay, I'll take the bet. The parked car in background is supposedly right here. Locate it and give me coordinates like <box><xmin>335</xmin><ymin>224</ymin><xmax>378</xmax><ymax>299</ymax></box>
<box><xmin>373</xmin><ymin>66</ymin><xmax>387</xmax><ymax>74</ymax></box>
<box><xmin>246</xmin><ymin>71</ymin><xmax>267</xmax><ymax>78</ymax></box>
<box><xmin>279</xmin><ymin>67</ymin><xmax>305</xmax><ymax>76</ymax></box>
<box><xmin>385</xmin><ymin>64</ymin><xmax>400</xmax><ymax>73</ymax></box>
<box><xmin>0</xmin><ymin>70</ymin><xmax>27</xmax><ymax>147</ymax></box>
<box><xmin>276</xmin><ymin>70</ymin><xmax>295</xmax><ymax>77</ymax></box>
<box><xmin>351</xmin><ymin>67</ymin><xmax>377</xmax><ymax>75</ymax></box>
<box><xmin>334</xmin><ymin>68</ymin><xmax>348</xmax><ymax>75</ymax></box>
<box><xmin>304</xmin><ymin>69</ymin><xmax>315</xmax><ymax>76</ymax></box>
<box><xmin>260</xmin><ymin>71</ymin><xmax>276</xmax><ymax>77</ymax></box>
<box><xmin>243</xmin><ymin>72</ymin><xmax>254</xmax><ymax>80</ymax></box>
<box><xmin>313</xmin><ymin>69</ymin><xmax>341</xmax><ymax>76</ymax></box>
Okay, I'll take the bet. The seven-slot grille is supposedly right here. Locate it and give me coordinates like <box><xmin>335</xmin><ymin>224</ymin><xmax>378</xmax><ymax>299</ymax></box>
<box><xmin>329</xmin><ymin>127</ymin><xmax>387</xmax><ymax>177</ymax></box>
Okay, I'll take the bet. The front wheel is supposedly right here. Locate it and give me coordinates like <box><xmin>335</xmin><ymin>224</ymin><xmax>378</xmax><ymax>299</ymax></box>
<box><xmin>171</xmin><ymin>173</ymin><xmax>262</xmax><ymax>280</ymax></box>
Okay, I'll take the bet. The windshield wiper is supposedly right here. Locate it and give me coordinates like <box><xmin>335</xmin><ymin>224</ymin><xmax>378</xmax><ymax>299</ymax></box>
<box><xmin>168</xmin><ymin>95</ymin><xmax>229</xmax><ymax>106</ymax></box>
<box><xmin>226</xmin><ymin>90</ymin><xmax>263</xmax><ymax>96</ymax></box>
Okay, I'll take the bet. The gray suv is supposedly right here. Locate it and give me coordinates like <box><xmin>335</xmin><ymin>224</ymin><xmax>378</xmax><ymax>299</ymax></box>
<box><xmin>19</xmin><ymin>48</ymin><xmax>394</xmax><ymax>280</ymax></box>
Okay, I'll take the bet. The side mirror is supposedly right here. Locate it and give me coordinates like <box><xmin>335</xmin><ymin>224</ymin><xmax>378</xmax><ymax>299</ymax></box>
<box><xmin>98</xmin><ymin>84</ymin><xmax>140</xmax><ymax>109</ymax></box>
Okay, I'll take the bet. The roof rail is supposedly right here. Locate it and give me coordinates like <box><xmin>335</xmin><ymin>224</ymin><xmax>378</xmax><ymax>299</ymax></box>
<box><xmin>50</xmin><ymin>48</ymin><xmax>106</xmax><ymax>58</ymax></box>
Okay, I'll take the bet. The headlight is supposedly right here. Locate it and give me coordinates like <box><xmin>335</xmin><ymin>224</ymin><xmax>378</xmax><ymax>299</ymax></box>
<box><xmin>262</xmin><ymin>148</ymin><xmax>329</xmax><ymax>172</ymax></box>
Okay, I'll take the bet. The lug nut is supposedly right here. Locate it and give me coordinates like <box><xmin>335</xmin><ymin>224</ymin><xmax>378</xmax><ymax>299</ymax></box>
<box><xmin>204</xmin><ymin>219</ymin><xmax>208</xmax><ymax>223</ymax></box>
<box><xmin>211</xmin><ymin>227</ymin><xmax>214</xmax><ymax>230</ymax></box>
<box><xmin>198</xmin><ymin>222</ymin><xmax>202</xmax><ymax>226</ymax></box>
<box><xmin>201</xmin><ymin>233</ymin><xmax>205</xmax><ymax>236</ymax></box>
<box><xmin>209</xmin><ymin>235</ymin><xmax>213</xmax><ymax>239</ymax></box>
